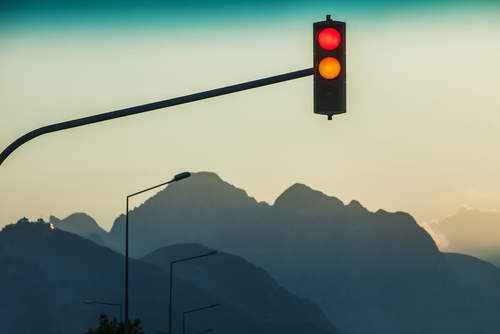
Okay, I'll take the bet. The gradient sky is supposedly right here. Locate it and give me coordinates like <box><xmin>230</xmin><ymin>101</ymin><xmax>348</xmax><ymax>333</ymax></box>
<box><xmin>1</xmin><ymin>0</ymin><xmax>499</xmax><ymax>232</ymax></box>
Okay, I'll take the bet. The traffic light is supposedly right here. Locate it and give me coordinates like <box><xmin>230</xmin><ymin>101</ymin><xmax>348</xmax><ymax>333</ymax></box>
<box><xmin>313</xmin><ymin>15</ymin><xmax>346</xmax><ymax>120</ymax></box>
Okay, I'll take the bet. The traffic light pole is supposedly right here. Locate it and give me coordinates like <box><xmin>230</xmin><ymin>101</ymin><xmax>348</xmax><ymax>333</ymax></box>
<box><xmin>0</xmin><ymin>68</ymin><xmax>313</xmax><ymax>166</ymax></box>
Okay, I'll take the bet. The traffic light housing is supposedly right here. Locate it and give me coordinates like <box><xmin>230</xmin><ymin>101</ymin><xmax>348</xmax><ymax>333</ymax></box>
<box><xmin>314</xmin><ymin>15</ymin><xmax>346</xmax><ymax>119</ymax></box>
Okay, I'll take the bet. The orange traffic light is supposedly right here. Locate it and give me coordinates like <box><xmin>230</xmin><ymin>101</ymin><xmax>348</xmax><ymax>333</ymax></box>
<box><xmin>318</xmin><ymin>57</ymin><xmax>341</xmax><ymax>79</ymax></box>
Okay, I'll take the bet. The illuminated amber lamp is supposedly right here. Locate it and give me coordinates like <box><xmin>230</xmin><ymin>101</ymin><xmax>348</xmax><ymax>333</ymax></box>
<box><xmin>318</xmin><ymin>57</ymin><xmax>341</xmax><ymax>79</ymax></box>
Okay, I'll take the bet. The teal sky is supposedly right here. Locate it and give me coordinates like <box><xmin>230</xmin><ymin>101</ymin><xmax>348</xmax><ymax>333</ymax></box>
<box><xmin>4</xmin><ymin>0</ymin><xmax>498</xmax><ymax>28</ymax></box>
<box><xmin>1</xmin><ymin>0</ymin><xmax>499</xmax><ymax>232</ymax></box>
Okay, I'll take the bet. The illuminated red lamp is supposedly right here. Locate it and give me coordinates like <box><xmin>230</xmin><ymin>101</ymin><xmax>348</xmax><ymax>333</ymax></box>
<box><xmin>317</xmin><ymin>28</ymin><xmax>341</xmax><ymax>50</ymax></box>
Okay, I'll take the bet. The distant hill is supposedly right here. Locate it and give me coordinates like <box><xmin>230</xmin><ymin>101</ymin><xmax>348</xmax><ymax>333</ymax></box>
<box><xmin>141</xmin><ymin>243</ymin><xmax>339</xmax><ymax>334</ymax></box>
<box><xmin>444</xmin><ymin>252</ymin><xmax>500</xmax><ymax>301</ymax></box>
<box><xmin>0</xmin><ymin>220</ymin><xmax>337</xmax><ymax>334</ymax></box>
<box><xmin>49</xmin><ymin>213</ymin><xmax>119</xmax><ymax>251</ymax></box>
<box><xmin>50</xmin><ymin>212</ymin><xmax>108</xmax><ymax>239</ymax></box>
<box><xmin>0</xmin><ymin>243</ymin><xmax>56</xmax><ymax>333</ymax></box>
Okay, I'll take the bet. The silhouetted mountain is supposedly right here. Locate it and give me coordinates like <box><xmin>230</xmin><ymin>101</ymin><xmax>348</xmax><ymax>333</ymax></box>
<box><xmin>444</xmin><ymin>252</ymin><xmax>500</xmax><ymax>299</ymax></box>
<box><xmin>441</xmin><ymin>252</ymin><xmax>500</xmax><ymax>330</ymax></box>
<box><xmin>106</xmin><ymin>172</ymin><xmax>271</xmax><ymax>257</ymax></box>
<box><xmin>250</xmin><ymin>183</ymin><xmax>463</xmax><ymax>333</ymax></box>
<box><xmin>100</xmin><ymin>172</ymin><xmax>500</xmax><ymax>334</ymax></box>
<box><xmin>50</xmin><ymin>212</ymin><xmax>108</xmax><ymax>239</ymax></box>
<box><xmin>0</xmin><ymin>220</ymin><xmax>336</xmax><ymax>334</ymax></box>
<box><xmin>141</xmin><ymin>243</ymin><xmax>339</xmax><ymax>334</ymax></box>
<box><xmin>88</xmin><ymin>233</ymin><xmax>107</xmax><ymax>247</ymax></box>
<box><xmin>0</xmin><ymin>243</ymin><xmax>55</xmax><ymax>332</ymax></box>
<box><xmin>49</xmin><ymin>213</ymin><xmax>118</xmax><ymax>250</ymax></box>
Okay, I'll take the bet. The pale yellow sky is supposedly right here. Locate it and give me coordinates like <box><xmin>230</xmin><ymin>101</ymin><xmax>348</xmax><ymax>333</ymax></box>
<box><xmin>1</xmin><ymin>6</ymin><xmax>499</xmax><ymax>232</ymax></box>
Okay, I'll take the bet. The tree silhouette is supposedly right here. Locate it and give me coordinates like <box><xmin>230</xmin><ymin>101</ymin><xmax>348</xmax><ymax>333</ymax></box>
<box><xmin>86</xmin><ymin>314</ymin><xmax>144</xmax><ymax>334</ymax></box>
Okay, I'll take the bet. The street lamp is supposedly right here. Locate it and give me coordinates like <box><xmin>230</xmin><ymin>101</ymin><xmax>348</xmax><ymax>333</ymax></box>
<box><xmin>197</xmin><ymin>329</ymin><xmax>214</xmax><ymax>334</ymax></box>
<box><xmin>169</xmin><ymin>251</ymin><xmax>218</xmax><ymax>334</ymax></box>
<box><xmin>125</xmin><ymin>172</ymin><xmax>191</xmax><ymax>334</ymax></box>
<box><xmin>183</xmin><ymin>304</ymin><xmax>220</xmax><ymax>334</ymax></box>
<box><xmin>84</xmin><ymin>300</ymin><xmax>123</xmax><ymax>323</ymax></box>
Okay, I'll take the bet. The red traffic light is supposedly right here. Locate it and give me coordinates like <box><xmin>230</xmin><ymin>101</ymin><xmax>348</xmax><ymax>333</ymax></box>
<box><xmin>317</xmin><ymin>28</ymin><xmax>341</xmax><ymax>50</ymax></box>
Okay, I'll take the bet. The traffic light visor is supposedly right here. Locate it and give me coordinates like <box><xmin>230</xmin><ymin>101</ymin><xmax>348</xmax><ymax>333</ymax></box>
<box><xmin>317</xmin><ymin>28</ymin><xmax>341</xmax><ymax>50</ymax></box>
<box><xmin>318</xmin><ymin>57</ymin><xmax>341</xmax><ymax>79</ymax></box>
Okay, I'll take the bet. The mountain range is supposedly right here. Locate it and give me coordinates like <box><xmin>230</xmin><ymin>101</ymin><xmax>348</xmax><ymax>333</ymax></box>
<box><xmin>28</xmin><ymin>172</ymin><xmax>500</xmax><ymax>333</ymax></box>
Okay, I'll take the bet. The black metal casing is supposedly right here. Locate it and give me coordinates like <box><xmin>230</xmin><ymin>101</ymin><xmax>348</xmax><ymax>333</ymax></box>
<box><xmin>313</xmin><ymin>17</ymin><xmax>346</xmax><ymax>118</ymax></box>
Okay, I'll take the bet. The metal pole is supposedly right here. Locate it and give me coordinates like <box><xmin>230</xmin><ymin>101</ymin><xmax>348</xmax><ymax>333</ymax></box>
<box><xmin>119</xmin><ymin>303</ymin><xmax>123</xmax><ymax>323</ymax></box>
<box><xmin>125</xmin><ymin>197</ymin><xmax>130</xmax><ymax>334</ymax></box>
<box><xmin>169</xmin><ymin>251</ymin><xmax>218</xmax><ymax>334</ymax></box>
<box><xmin>126</xmin><ymin>172</ymin><xmax>191</xmax><ymax>334</ymax></box>
<box><xmin>183</xmin><ymin>304</ymin><xmax>220</xmax><ymax>334</ymax></box>
<box><xmin>84</xmin><ymin>301</ymin><xmax>123</xmax><ymax>323</ymax></box>
<box><xmin>0</xmin><ymin>68</ymin><xmax>314</xmax><ymax>166</ymax></box>
<box><xmin>169</xmin><ymin>261</ymin><xmax>173</xmax><ymax>334</ymax></box>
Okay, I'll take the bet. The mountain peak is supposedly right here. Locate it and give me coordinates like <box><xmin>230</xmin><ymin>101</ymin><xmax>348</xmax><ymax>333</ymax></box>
<box><xmin>49</xmin><ymin>212</ymin><xmax>107</xmax><ymax>238</ymax></box>
<box><xmin>344</xmin><ymin>199</ymin><xmax>369</xmax><ymax>214</ymax></box>
<box><xmin>143</xmin><ymin>171</ymin><xmax>266</xmax><ymax>209</ymax></box>
<box><xmin>273</xmin><ymin>183</ymin><xmax>345</xmax><ymax>213</ymax></box>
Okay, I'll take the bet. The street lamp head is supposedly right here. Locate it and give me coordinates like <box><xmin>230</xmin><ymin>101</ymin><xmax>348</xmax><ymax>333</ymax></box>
<box><xmin>197</xmin><ymin>329</ymin><xmax>214</xmax><ymax>334</ymax></box>
<box><xmin>84</xmin><ymin>301</ymin><xmax>94</xmax><ymax>304</ymax></box>
<box><xmin>205</xmin><ymin>251</ymin><xmax>217</xmax><ymax>256</ymax></box>
<box><xmin>210</xmin><ymin>303</ymin><xmax>220</xmax><ymax>308</ymax></box>
<box><xmin>173</xmin><ymin>172</ymin><xmax>191</xmax><ymax>182</ymax></box>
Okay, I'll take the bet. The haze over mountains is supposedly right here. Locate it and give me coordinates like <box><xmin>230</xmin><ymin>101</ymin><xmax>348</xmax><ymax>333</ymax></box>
<box><xmin>423</xmin><ymin>206</ymin><xmax>500</xmax><ymax>267</ymax></box>
<box><xmin>42</xmin><ymin>171</ymin><xmax>500</xmax><ymax>334</ymax></box>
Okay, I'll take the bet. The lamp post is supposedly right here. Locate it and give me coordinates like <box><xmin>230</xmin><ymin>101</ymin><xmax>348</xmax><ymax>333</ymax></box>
<box><xmin>84</xmin><ymin>300</ymin><xmax>123</xmax><ymax>323</ymax></box>
<box><xmin>183</xmin><ymin>304</ymin><xmax>220</xmax><ymax>334</ymax></box>
<box><xmin>125</xmin><ymin>172</ymin><xmax>191</xmax><ymax>334</ymax></box>
<box><xmin>169</xmin><ymin>251</ymin><xmax>218</xmax><ymax>334</ymax></box>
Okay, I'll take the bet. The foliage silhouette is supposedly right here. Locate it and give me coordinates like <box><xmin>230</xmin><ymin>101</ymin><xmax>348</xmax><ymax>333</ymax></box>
<box><xmin>86</xmin><ymin>314</ymin><xmax>144</xmax><ymax>334</ymax></box>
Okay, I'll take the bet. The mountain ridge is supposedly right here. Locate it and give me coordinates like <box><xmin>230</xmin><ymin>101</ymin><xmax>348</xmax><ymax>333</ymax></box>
<box><xmin>45</xmin><ymin>171</ymin><xmax>500</xmax><ymax>334</ymax></box>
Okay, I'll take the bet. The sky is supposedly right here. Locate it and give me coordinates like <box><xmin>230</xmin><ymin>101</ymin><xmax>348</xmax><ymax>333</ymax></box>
<box><xmin>1</xmin><ymin>0</ymin><xmax>500</xmax><ymax>234</ymax></box>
